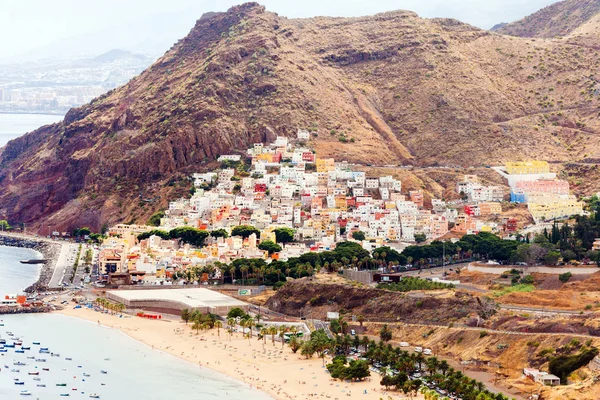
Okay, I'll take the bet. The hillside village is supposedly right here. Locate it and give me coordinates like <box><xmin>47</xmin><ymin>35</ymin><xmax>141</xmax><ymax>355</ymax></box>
<box><xmin>97</xmin><ymin>132</ymin><xmax>586</xmax><ymax>285</ymax></box>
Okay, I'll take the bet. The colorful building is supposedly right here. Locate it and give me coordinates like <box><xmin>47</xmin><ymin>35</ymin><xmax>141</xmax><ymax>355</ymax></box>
<box><xmin>505</xmin><ymin>161</ymin><xmax>550</xmax><ymax>175</ymax></box>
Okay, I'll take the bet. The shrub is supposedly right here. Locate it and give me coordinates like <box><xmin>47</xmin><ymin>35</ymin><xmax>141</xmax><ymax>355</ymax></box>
<box><xmin>479</xmin><ymin>331</ymin><xmax>488</xmax><ymax>338</ymax></box>
<box><xmin>549</xmin><ymin>347</ymin><xmax>599</xmax><ymax>384</ymax></box>
<box><xmin>559</xmin><ymin>272</ymin><xmax>572</xmax><ymax>283</ymax></box>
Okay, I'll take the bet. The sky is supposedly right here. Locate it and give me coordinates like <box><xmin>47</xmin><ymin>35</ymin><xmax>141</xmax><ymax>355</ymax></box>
<box><xmin>0</xmin><ymin>0</ymin><xmax>560</xmax><ymax>63</ymax></box>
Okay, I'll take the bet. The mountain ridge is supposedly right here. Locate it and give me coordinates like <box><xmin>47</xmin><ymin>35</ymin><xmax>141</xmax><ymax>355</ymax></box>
<box><xmin>3</xmin><ymin>2</ymin><xmax>600</xmax><ymax>232</ymax></box>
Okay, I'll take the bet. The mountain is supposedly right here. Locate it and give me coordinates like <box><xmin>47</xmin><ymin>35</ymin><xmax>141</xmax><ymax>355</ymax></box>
<box><xmin>92</xmin><ymin>49</ymin><xmax>148</xmax><ymax>63</ymax></box>
<box><xmin>496</xmin><ymin>0</ymin><xmax>600</xmax><ymax>38</ymax></box>
<box><xmin>3</xmin><ymin>2</ymin><xmax>600</xmax><ymax>232</ymax></box>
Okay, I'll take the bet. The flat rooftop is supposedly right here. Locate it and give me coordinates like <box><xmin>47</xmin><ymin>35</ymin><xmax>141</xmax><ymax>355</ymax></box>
<box><xmin>107</xmin><ymin>288</ymin><xmax>247</xmax><ymax>309</ymax></box>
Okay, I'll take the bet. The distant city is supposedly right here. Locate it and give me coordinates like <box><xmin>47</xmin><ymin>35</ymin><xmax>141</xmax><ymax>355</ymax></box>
<box><xmin>0</xmin><ymin>49</ymin><xmax>155</xmax><ymax>114</ymax></box>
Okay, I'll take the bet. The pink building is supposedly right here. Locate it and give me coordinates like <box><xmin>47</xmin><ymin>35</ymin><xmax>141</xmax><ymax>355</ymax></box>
<box><xmin>515</xmin><ymin>180</ymin><xmax>569</xmax><ymax>195</ymax></box>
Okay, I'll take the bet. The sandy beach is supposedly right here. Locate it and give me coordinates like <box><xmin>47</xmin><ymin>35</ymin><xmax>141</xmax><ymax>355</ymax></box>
<box><xmin>58</xmin><ymin>307</ymin><xmax>421</xmax><ymax>400</ymax></box>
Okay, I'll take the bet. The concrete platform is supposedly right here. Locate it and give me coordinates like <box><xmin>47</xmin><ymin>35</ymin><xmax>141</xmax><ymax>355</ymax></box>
<box><xmin>106</xmin><ymin>288</ymin><xmax>248</xmax><ymax>315</ymax></box>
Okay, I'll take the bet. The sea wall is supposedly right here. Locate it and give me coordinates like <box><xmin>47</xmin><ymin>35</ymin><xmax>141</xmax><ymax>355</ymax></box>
<box><xmin>468</xmin><ymin>263</ymin><xmax>599</xmax><ymax>275</ymax></box>
<box><xmin>0</xmin><ymin>234</ymin><xmax>61</xmax><ymax>292</ymax></box>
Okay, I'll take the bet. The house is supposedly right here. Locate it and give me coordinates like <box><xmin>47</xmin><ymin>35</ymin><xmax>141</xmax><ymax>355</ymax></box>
<box><xmin>523</xmin><ymin>368</ymin><xmax>560</xmax><ymax>386</ymax></box>
<box><xmin>218</xmin><ymin>155</ymin><xmax>242</xmax><ymax>162</ymax></box>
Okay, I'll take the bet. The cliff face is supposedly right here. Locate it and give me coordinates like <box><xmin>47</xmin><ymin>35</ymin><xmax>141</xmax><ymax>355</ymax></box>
<box><xmin>496</xmin><ymin>0</ymin><xmax>600</xmax><ymax>38</ymax></box>
<box><xmin>3</xmin><ymin>2</ymin><xmax>600</xmax><ymax>231</ymax></box>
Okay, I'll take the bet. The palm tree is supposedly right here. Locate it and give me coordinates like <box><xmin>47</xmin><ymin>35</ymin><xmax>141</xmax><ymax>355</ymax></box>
<box><xmin>181</xmin><ymin>309</ymin><xmax>191</xmax><ymax>324</ymax></box>
<box><xmin>240</xmin><ymin>265</ymin><xmax>249</xmax><ymax>286</ymax></box>
<box><xmin>357</xmin><ymin>314</ymin><xmax>365</xmax><ymax>327</ymax></box>
<box><xmin>268</xmin><ymin>326</ymin><xmax>278</xmax><ymax>346</ymax></box>
<box><xmin>278</xmin><ymin>325</ymin><xmax>288</xmax><ymax>348</ymax></box>
<box><xmin>439</xmin><ymin>360</ymin><xmax>450</xmax><ymax>376</ymax></box>
<box><xmin>214</xmin><ymin>321</ymin><xmax>223</xmax><ymax>337</ymax></box>
<box><xmin>259</xmin><ymin>327</ymin><xmax>268</xmax><ymax>344</ymax></box>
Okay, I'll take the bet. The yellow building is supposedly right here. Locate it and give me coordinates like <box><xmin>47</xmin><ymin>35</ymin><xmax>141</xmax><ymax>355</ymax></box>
<box><xmin>505</xmin><ymin>161</ymin><xmax>549</xmax><ymax>175</ymax></box>
<box><xmin>528</xmin><ymin>196</ymin><xmax>583</xmax><ymax>223</ymax></box>
<box><xmin>316</xmin><ymin>158</ymin><xmax>335</xmax><ymax>173</ymax></box>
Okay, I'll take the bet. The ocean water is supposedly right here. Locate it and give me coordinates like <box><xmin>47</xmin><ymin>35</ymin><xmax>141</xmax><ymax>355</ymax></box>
<box><xmin>0</xmin><ymin>114</ymin><xmax>63</xmax><ymax>147</ymax></box>
<box><xmin>0</xmin><ymin>247</ymin><xmax>272</xmax><ymax>400</ymax></box>
<box><xmin>0</xmin><ymin>246</ymin><xmax>41</xmax><ymax>297</ymax></box>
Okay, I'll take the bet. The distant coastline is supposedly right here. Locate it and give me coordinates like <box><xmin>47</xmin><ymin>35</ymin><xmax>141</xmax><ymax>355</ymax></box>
<box><xmin>0</xmin><ymin>235</ymin><xmax>61</xmax><ymax>292</ymax></box>
<box><xmin>0</xmin><ymin>111</ymin><xmax>65</xmax><ymax>116</ymax></box>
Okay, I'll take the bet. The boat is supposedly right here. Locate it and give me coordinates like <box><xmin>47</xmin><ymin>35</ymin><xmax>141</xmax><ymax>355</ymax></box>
<box><xmin>0</xmin><ymin>339</ymin><xmax>5</xmax><ymax>344</ymax></box>
<box><xmin>0</xmin><ymin>349</ymin><xmax>7</xmax><ymax>353</ymax></box>
<box><xmin>19</xmin><ymin>390</ymin><xmax>32</xmax><ymax>396</ymax></box>
<box><xmin>15</xmin><ymin>349</ymin><xmax>24</xmax><ymax>353</ymax></box>
<box><xmin>20</xmin><ymin>259</ymin><xmax>47</xmax><ymax>264</ymax></box>
<box><xmin>21</xmin><ymin>346</ymin><xmax>30</xmax><ymax>350</ymax></box>
<box><xmin>14</xmin><ymin>381</ymin><xmax>24</xmax><ymax>385</ymax></box>
<box><xmin>35</xmin><ymin>359</ymin><xmax>46</xmax><ymax>362</ymax></box>
<box><xmin>89</xmin><ymin>394</ymin><xmax>100</xmax><ymax>399</ymax></box>
<box><xmin>5</xmin><ymin>344</ymin><xmax>15</xmax><ymax>348</ymax></box>
<box><xmin>11</xmin><ymin>368</ymin><xmax>20</xmax><ymax>373</ymax></box>
<box><xmin>28</xmin><ymin>371</ymin><xmax>39</xmax><ymax>375</ymax></box>
<box><xmin>56</xmin><ymin>383</ymin><xmax>67</xmax><ymax>386</ymax></box>
<box><xmin>32</xmin><ymin>342</ymin><xmax>40</xmax><ymax>345</ymax></box>
<box><xmin>65</xmin><ymin>357</ymin><xmax>72</xmax><ymax>361</ymax></box>
<box><xmin>26</xmin><ymin>356</ymin><xmax>34</xmax><ymax>359</ymax></box>
<box><xmin>39</xmin><ymin>349</ymin><xmax>49</xmax><ymax>354</ymax></box>
<box><xmin>83</xmin><ymin>373</ymin><xmax>90</xmax><ymax>377</ymax></box>
<box><xmin>14</xmin><ymin>361</ymin><xmax>26</xmax><ymax>366</ymax></box>
<box><xmin>60</xmin><ymin>394</ymin><xmax>70</xmax><ymax>397</ymax></box>
<box><xmin>100</xmin><ymin>370</ymin><xmax>107</xmax><ymax>374</ymax></box>
<box><xmin>39</xmin><ymin>347</ymin><xmax>48</xmax><ymax>351</ymax></box>
<box><xmin>37</xmin><ymin>384</ymin><xmax>46</xmax><ymax>387</ymax></box>
<box><xmin>51</xmin><ymin>353</ymin><xmax>60</xmax><ymax>357</ymax></box>
<box><xmin>42</xmin><ymin>367</ymin><xmax>49</xmax><ymax>371</ymax></box>
<box><xmin>14</xmin><ymin>341</ymin><xmax>22</xmax><ymax>345</ymax></box>
<box><xmin>33</xmin><ymin>377</ymin><xmax>41</xmax><ymax>381</ymax></box>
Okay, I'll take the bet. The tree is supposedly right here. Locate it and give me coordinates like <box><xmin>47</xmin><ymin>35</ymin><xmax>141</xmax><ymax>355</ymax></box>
<box><xmin>214</xmin><ymin>320</ymin><xmax>223</xmax><ymax>337</ymax></box>
<box><xmin>227</xmin><ymin>307</ymin><xmax>247</xmax><ymax>319</ymax></box>
<box><xmin>211</xmin><ymin>229</ymin><xmax>229</xmax><ymax>238</ymax></box>
<box><xmin>231</xmin><ymin>225</ymin><xmax>261</xmax><ymax>239</ymax></box>
<box><xmin>300</xmin><ymin>341</ymin><xmax>315</xmax><ymax>358</ymax></box>
<box><xmin>273</xmin><ymin>227</ymin><xmax>295</xmax><ymax>243</ymax></box>
<box><xmin>147</xmin><ymin>210</ymin><xmax>165</xmax><ymax>226</ymax></box>
<box><xmin>169</xmin><ymin>227</ymin><xmax>209</xmax><ymax>246</ymax></box>
<box><xmin>0</xmin><ymin>220</ymin><xmax>11</xmax><ymax>231</ymax></box>
<box><xmin>414</xmin><ymin>233</ymin><xmax>427</xmax><ymax>243</ymax></box>
<box><xmin>137</xmin><ymin>229</ymin><xmax>170</xmax><ymax>241</ymax></box>
<box><xmin>181</xmin><ymin>309</ymin><xmax>191</xmax><ymax>325</ymax></box>
<box><xmin>351</xmin><ymin>231</ymin><xmax>366</xmax><ymax>241</ymax></box>
<box><xmin>288</xmin><ymin>336</ymin><xmax>302</xmax><ymax>353</ymax></box>
<box><xmin>73</xmin><ymin>227</ymin><xmax>91</xmax><ymax>238</ymax></box>
<box><xmin>258</xmin><ymin>240</ymin><xmax>282</xmax><ymax>255</ymax></box>
<box><xmin>380</xmin><ymin>324</ymin><xmax>393</xmax><ymax>343</ymax></box>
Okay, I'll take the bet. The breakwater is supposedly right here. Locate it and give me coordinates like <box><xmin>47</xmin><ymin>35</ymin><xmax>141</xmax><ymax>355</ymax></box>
<box><xmin>0</xmin><ymin>235</ymin><xmax>61</xmax><ymax>293</ymax></box>
<box><xmin>0</xmin><ymin>305</ymin><xmax>54</xmax><ymax>314</ymax></box>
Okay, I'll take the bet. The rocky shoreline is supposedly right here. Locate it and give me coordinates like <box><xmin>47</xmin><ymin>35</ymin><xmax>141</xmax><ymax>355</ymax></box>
<box><xmin>0</xmin><ymin>235</ymin><xmax>61</xmax><ymax>293</ymax></box>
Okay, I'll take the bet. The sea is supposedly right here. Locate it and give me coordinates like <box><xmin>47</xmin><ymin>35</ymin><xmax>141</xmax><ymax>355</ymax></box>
<box><xmin>0</xmin><ymin>116</ymin><xmax>273</xmax><ymax>400</ymax></box>
<box><xmin>0</xmin><ymin>113</ymin><xmax>64</xmax><ymax>147</ymax></box>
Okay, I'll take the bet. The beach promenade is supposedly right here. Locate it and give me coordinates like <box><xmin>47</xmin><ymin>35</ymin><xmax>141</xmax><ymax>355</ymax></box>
<box><xmin>59</xmin><ymin>307</ymin><xmax>421</xmax><ymax>400</ymax></box>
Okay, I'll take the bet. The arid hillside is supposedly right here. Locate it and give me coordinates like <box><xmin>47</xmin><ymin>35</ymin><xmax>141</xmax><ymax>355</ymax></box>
<box><xmin>496</xmin><ymin>0</ymin><xmax>600</xmax><ymax>38</ymax></box>
<box><xmin>4</xmin><ymin>2</ymin><xmax>600</xmax><ymax>230</ymax></box>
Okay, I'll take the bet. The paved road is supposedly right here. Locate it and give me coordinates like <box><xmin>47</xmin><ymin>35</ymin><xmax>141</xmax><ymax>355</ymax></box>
<box><xmin>48</xmin><ymin>243</ymin><xmax>79</xmax><ymax>288</ymax></box>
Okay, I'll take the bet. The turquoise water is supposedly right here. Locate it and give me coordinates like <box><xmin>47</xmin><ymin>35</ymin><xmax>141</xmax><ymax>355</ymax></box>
<box><xmin>0</xmin><ymin>113</ymin><xmax>63</xmax><ymax>147</ymax></box>
<box><xmin>0</xmin><ymin>247</ymin><xmax>272</xmax><ymax>400</ymax></box>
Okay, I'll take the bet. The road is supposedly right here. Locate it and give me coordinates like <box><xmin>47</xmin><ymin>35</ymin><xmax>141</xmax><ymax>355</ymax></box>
<box><xmin>48</xmin><ymin>243</ymin><xmax>80</xmax><ymax>288</ymax></box>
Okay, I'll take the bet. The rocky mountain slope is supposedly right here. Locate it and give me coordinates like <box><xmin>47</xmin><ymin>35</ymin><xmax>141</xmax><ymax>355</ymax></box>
<box><xmin>495</xmin><ymin>0</ymin><xmax>600</xmax><ymax>38</ymax></box>
<box><xmin>4</xmin><ymin>2</ymin><xmax>600</xmax><ymax>231</ymax></box>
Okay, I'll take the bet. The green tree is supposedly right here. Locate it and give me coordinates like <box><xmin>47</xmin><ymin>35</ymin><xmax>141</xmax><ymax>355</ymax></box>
<box><xmin>414</xmin><ymin>233</ymin><xmax>427</xmax><ymax>243</ymax></box>
<box><xmin>273</xmin><ymin>227</ymin><xmax>295</xmax><ymax>243</ymax></box>
<box><xmin>351</xmin><ymin>231</ymin><xmax>366</xmax><ymax>241</ymax></box>
<box><xmin>258</xmin><ymin>240</ymin><xmax>282</xmax><ymax>255</ymax></box>
<box><xmin>226</xmin><ymin>307</ymin><xmax>247</xmax><ymax>319</ymax></box>
<box><xmin>0</xmin><ymin>220</ymin><xmax>11</xmax><ymax>231</ymax></box>
<box><xmin>147</xmin><ymin>210</ymin><xmax>165</xmax><ymax>227</ymax></box>
<box><xmin>181</xmin><ymin>308</ymin><xmax>191</xmax><ymax>325</ymax></box>
<box><xmin>211</xmin><ymin>229</ymin><xmax>229</xmax><ymax>238</ymax></box>
<box><xmin>380</xmin><ymin>324</ymin><xmax>393</xmax><ymax>343</ymax></box>
<box><xmin>169</xmin><ymin>227</ymin><xmax>209</xmax><ymax>246</ymax></box>
<box><xmin>231</xmin><ymin>225</ymin><xmax>261</xmax><ymax>239</ymax></box>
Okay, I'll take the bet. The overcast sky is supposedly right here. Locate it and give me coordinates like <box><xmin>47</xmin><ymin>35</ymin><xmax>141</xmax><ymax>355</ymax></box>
<box><xmin>0</xmin><ymin>0</ymin><xmax>559</xmax><ymax>63</ymax></box>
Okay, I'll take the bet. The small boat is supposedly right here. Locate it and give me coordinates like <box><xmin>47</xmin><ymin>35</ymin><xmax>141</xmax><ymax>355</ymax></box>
<box><xmin>15</xmin><ymin>350</ymin><xmax>25</xmax><ymax>353</ymax></box>
<box><xmin>72</xmin><ymin>388</ymin><xmax>77</xmax><ymax>391</ymax></box>
<box><xmin>104</xmin><ymin>358</ymin><xmax>111</xmax><ymax>361</ymax></box>
<box><xmin>60</xmin><ymin>394</ymin><xmax>70</xmax><ymax>397</ymax></box>
<box><xmin>21</xmin><ymin>346</ymin><xmax>30</xmax><ymax>350</ymax></box>
<box><xmin>20</xmin><ymin>390</ymin><xmax>32</xmax><ymax>396</ymax></box>
<box><xmin>0</xmin><ymin>349</ymin><xmax>7</xmax><ymax>353</ymax></box>
<box><xmin>42</xmin><ymin>367</ymin><xmax>49</xmax><ymax>371</ymax></box>
<box><xmin>35</xmin><ymin>359</ymin><xmax>46</xmax><ymax>362</ymax></box>
<box><xmin>33</xmin><ymin>377</ymin><xmax>41</xmax><ymax>381</ymax></box>
<box><xmin>39</xmin><ymin>348</ymin><xmax>48</xmax><ymax>351</ymax></box>
<box><xmin>14</xmin><ymin>381</ymin><xmax>24</xmax><ymax>385</ymax></box>
<box><xmin>51</xmin><ymin>353</ymin><xmax>60</xmax><ymax>357</ymax></box>
<box><xmin>26</xmin><ymin>356</ymin><xmax>34</xmax><ymax>359</ymax></box>
<box><xmin>39</xmin><ymin>349</ymin><xmax>49</xmax><ymax>354</ymax></box>
<box><xmin>11</xmin><ymin>368</ymin><xmax>20</xmax><ymax>373</ymax></box>
<box><xmin>56</xmin><ymin>383</ymin><xmax>67</xmax><ymax>386</ymax></box>
<box><xmin>14</xmin><ymin>361</ymin><xmax>26</xmax><ymax>366</ymax></box>
<box><xmin>37</xmin><ymin>384</ymin><xmax>46</xmax><ymax>387</ymax></box>
<box><xmin>28</xmin><ymin>371</ymin><xmax>39</xmax><ymax>375</ymax></box>
<box><xmin>14</xmin><ymin>341</ymin><xmax>22</xmax><ymax>345</ymax></box>
<box><xmin>0</xmin><ymin>339</ymin><xmax>5</xmax><ymax>344</ymax></box>
<box><xmin>89</xmin><ymin>394</ymin><xmax>100</xmax><ymax>399</ymax></box>
<box><xmin>5</xmin><ymin>344</ymin><xmax>15</xmax><ymax>348</ymax></box>
<box><xmin>101</xmin><ymin>383</ymin><xmax>106</xmax><ymax>386</ymax></box>
<box><xmin>32</xmin><ymin>342</ymin><xmax>40</xmax><ymax>346</ymax></box>
<box><xmin>83</xmin><ymin>373</ymin><xmax>90</xmax><ymax>377</ymax></box>
<box><xmin>65</xmin><ymin>357</ymin><xmax>72</xmax><ymax>361</ymax></box>
<box><xmin>100</xmin><ymin>370</ymin><xmax>107</xmax><ymax>374</ymax></box>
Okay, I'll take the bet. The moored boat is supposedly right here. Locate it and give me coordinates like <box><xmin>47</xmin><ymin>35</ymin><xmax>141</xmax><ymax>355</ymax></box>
<box><xmin>32</xmin><ymin>342</ymin><xmax>40</xmax><ymax>345</ymax></box>
<box><xmin>14</xmin><ymin>380</ymin><xmax>24</xmax><ymax>385</ymax></box>
<box><xmin>89</xmin><ymin>394</ymin><xmax>100</xmax><ymax>398</ymax></box>
<box><xmin>28</xmin><ymin>371</ymin><xmax>39</xmax><ymax>375</ymax></box>
<box><xmin>56</xmin><ymin>383</ymin><xmax>67</xmax><ymax>386</ymax></box>
<box><xmin>100</xmin><ymin>370</ymin><xmax>107</xmax><ymax>374</ymax></box>
<box><xmin>19</xmin><ymin>390</ymin><xmax>31</xmax><ymax>396</ymax></box>
<box><xmin>37</xmin><ymin>384</ymin><xmax>46</xmax><ymax>387</ymax></box>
